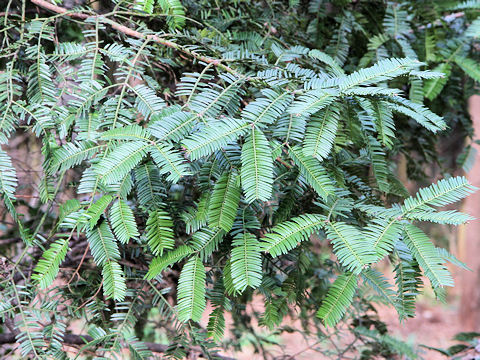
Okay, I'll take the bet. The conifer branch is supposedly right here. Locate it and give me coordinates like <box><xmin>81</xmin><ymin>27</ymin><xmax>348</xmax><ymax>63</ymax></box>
<box><xmin>29</xmin><ymin>0</ymin><xmax>237</xmax><ymax>74</ymax></box>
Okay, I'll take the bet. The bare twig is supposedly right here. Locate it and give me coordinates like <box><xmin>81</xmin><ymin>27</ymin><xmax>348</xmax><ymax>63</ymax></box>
<box><xmin>66</xmin><ymin>243</ymin><xmax>89</xmax><ymax>286</ymax></box>
<box><xmin>73</xmin><ymin>279</ymin><xmax>103</xmax><ymax>312</ymax></box>
<box><xmin>0</xmin><ymin>331</ymin><xmax>236</xmax><ymax>359</ymax></box>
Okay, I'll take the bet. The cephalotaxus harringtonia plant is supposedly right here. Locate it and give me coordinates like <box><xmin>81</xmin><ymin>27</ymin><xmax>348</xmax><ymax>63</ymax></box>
<box><xmin>1</xmin><ymin>0</ymin><xmax>480</xmax><ymax>358</ymax></box>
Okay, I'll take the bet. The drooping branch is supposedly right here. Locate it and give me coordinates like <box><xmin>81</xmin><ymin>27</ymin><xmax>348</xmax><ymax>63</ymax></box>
<box><xmin>29</xmin><ymin>0</ymin><xmax>237</xmax><ymax>74</ymax></box>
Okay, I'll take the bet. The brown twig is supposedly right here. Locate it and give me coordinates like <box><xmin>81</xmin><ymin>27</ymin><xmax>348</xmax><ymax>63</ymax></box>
<box><xmin>118</xmin><ymin>258</ymin><xmax>148</xmax><ymax>270</ymax></box>
<box><xmin>0</xmin><ymin>332</ymin><xmax>236</xmax><ymax>359</ymax></box>
<box><xmin>66</xmin><ymin>243</ymin><xmax>89</xmax><ymax>286</ymax></box>
<box><xmin>73</xmin><ymin>278</ymin><xmax>103</xmax><ymax>312</ymax></box>
<box><xmin>30</xmin><ymin>0</ymin><xmax>91</xmax><ymax>19</ymax></box>
<box><xmin>276</xmin><ymin>156</ymin><xmax>292</xmax><ymax>169</ymax></box>
<box><xmin>29</xmin><ymin>0</ymin><xmax>237</xmax><ymax>74</ymax></box>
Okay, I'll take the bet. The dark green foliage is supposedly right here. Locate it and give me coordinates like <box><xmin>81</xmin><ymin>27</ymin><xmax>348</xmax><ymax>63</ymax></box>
<box><xmin>1</xmin><ymin>0</ymin><xmax>479</xmax><ymax>358</ymax></box>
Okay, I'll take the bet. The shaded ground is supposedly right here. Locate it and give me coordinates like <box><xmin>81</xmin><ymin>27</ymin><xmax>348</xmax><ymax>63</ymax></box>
<box><xmin>219</xmin><ymin>296</ymin><xmax>461</xmax><ymax>359</ymax></box>
<box><xmin>377</xmin><ymin>299</ymin><xmax>460</xmax><ymax>360</ymax></box>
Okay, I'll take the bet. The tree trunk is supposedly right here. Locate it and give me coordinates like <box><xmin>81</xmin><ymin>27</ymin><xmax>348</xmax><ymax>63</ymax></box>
<box><xmin>459</xmin><ymin>95</ymin><xmax>480</xmax><ymax>331</ymax></box>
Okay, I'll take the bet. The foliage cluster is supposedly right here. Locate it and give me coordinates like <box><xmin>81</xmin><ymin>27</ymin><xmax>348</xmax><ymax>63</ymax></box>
<box><xmin>1</xmin><ymin>0</ymin><xmax>480</xmax><ymax>358</ymax></box>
